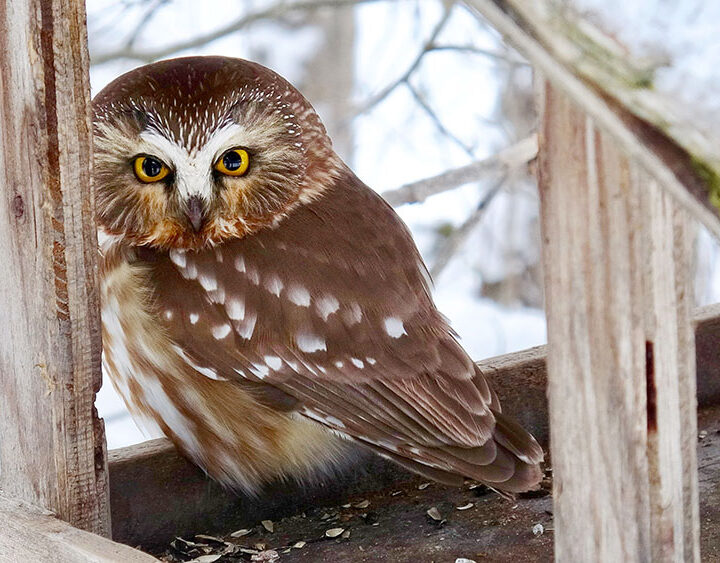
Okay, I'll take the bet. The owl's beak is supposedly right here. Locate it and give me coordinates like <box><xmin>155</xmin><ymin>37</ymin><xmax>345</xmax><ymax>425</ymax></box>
<box><xmin>185</xmin><ymin>196</ymin><xmax>206</xmax><ymax>232</ymax></box>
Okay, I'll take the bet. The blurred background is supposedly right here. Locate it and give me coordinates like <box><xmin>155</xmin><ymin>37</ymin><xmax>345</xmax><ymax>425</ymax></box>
<box><xmin>87</xmin><ymin>0</ymin><xmax>720</xmax><ymax>448</ymax></box>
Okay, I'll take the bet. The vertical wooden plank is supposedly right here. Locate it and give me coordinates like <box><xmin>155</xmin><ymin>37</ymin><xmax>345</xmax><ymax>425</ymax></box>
<box><xmin>538</xmin><ymin>83</ymin><xmax>699</xmax><ymax>561</ymax></box>
<box><xmin>0</xmin><ymin>0</ymin><xmax>109</xmax><ymax>535</ymax></box>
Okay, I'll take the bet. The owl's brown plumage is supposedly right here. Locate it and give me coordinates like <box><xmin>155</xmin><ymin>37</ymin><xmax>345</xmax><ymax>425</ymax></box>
<box><xmin>95</xmin><ymin>56</ymin><xmax>543</xmax><ymax>494</ymax></box>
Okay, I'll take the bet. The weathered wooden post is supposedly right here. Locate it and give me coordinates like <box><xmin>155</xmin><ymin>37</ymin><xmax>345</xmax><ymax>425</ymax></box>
<box><xmin>0</xmin><ymin>0</ymin><xmax>109</xmax><ymax>533</ymax></box>
<box><xmin>538</xmin><ymin>84</ymin><xmax>700</xmax><ymax>561</ymax></box>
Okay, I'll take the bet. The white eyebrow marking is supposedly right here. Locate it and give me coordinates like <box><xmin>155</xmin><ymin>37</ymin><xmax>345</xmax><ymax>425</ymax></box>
<box><xmin>287</xmin><ymin>285</ymin><xmax>311</xmax><ymax>307</ymax></box>
<box><xmin>296</xmin><ymin>332</ymin><xmax>326</xmax><ymax>353</ymax></box>
<box><xmin>212</xmin><ymin>323</ymin><xmax>231</xmax><ymax>339</ymax></box>
<box><xmin>383</xmin><ymin>317</ymin><xmax>406</xmax><ymax>338</ymax></box>
<box><xmin>226</xmin><ymin>297</ymin><xmax>245</xmax><ymax>320</ymax></box>
<box><xmin>264</xmin><ymin>355</ymin><xmax>283</xmax><ymax>370</ymax></box>
<box><xmin>316</xmin><ymin>295</ymin><xmax>340</xmax><ymax>320</ymax></box>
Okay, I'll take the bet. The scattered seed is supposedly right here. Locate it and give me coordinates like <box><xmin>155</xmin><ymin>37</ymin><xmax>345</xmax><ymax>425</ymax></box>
<box><xmin>320</xmin><ymin>512</ymin><xmax>332</xmax><ymax>520</ymax></box>
<box><xmin>254</xmin><ymin>543</ymin><xmax>267</xmax><ymax>550</ymax></box>
<box><xmin>230</xmin><ymin>528</ymin><xmax>252</xmax><ymax>538</ymax></box>
<box><xmin>455</xmin><ymin>559</ymin><xmax>477</xmax><ymax>563</ymax></box>
<box><xmin>391</xmin><ymin>490</ymin><xmax>403</xmax><ymax>496</ymax></box>
<box><xmin>532</xmin><ymin>523</ymin><xmax>545</xmax><ymax>536</ymax></box>
<box><xmin>293</xmin><ymin>541</ymin><xmax>306</xmax><ymax>549</ymax></box>
<box><xmin>325</xmin><ymin>527</ymin><xmax>345</xmax><ymax>538</ymax></box>
<box><xmin>427</xmin><ymin>507</ymin><xmax>443</xmax><ymax>521</ymax></box>
<box><xmin>342</xmin><ymin>530</ymin><xmax>351</xmax><ymax>539</ymax></box>
<box><xmin>353</xmin><ymin>499</ymin><xmax>370</xmax><ymax>509</ymax></box>
<box><xmin>456</xmin><ymin>502</ymin><xmax>474</xmax><ymax>510</ymax></box>
<box><xmin>251</xmin><ymin>550</ymin><xmax>279</xmax><ymax>562</ymax></box>
<box><xmin>699</xmin><ymin>430</ymin><xmax>708</xmax><ymax>440</ymax></box>
<box><xmin>282</xmin><ymin>549</ymin><xmax>291</xmax><ymax>554</ymax></box>
<box><xmin>238</xmin><ymin>548</ymin><xmax>260</xmax><ymax>555</ymax></box>
<box><xmin>261</xmin><ymin>520</ymin><xmax>274</xmax><ymax>533</ymax></box>
<box><xmin>188</xmin><ymin>555</ymin><xmax>222</xmax><ymax>563</ymax></box>
<box><xmin>418</xmin><ymin>482</ymin><xmax>430</xmax><ymax>490</ymax></box>
<box><xmin>342</xmin><ymin>503</ymin><xmax>351</xmax><ymax>508</ymax></box>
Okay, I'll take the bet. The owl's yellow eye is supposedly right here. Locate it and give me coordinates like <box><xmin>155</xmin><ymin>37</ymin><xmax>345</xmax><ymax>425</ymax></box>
<box><xmin>215</xmin><ymin>148</ymin><xmax>250</xmax><ymax>176</ymax></box>
<box><xmin>133</xmin><ymin>155</ymin><xmax>170</xmax><ymax>183</ymax></box>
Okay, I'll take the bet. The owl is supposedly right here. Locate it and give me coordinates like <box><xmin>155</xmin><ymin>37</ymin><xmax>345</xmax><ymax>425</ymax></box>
<box><xmin>94</xmin><ymin>56</ymin><xmax>543</xmax><ymax>494</ymax></box>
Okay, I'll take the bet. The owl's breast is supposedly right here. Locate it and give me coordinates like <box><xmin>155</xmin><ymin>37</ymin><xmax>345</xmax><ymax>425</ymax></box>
<box><xmin>99</xmin><ymin>245</ymin><xmax>345</xmax><ymax>491</ymax></box>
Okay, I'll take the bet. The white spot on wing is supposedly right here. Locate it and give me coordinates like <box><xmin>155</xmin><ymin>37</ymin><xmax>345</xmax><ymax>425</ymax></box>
<box><xmin>344</xmin><ymin>302</ymin><xmax>362</xmax><ymax>325</ymax></box>
<box><xmin>251</xmin><ymin>363</ymin><xmax>270</xmax><ymax>379</ymax></box>
<box><xmin>169</xmin><ymin>249</ymin><xmax>187</xmax><ymax>268</ymax></box>
<box><xmin>163</xmin><ymin>310</ymin><xmax>173</xmax><ymax>321</ymax></box>
<box><xmin>264</xmin><ymin>355</ymin><xmax>283</xmax><ymax>370</ymax></box>
<box><xmin>350</xmin><ymin>357</ymin><xmax>364</xmax><ymax>369</ymax></box>
<box><xmin>246</xmin><ymin>266</ymin><xmax>260</xmax><ymax>285</ymax></box>
<box><xmin>234</xmin><ymin>255</ymin><xmax>246</xmax><ymax>273</ymax></box>
<box><xmin>189</xmin><ymin>312</ymin><xmax>199</xmax><ymax>325</ymax></box>
<box><xmin>316</xmin><ymin>295</ymin><xmax>340</xmax><ymax>320</ymax></box>
<box><xmin>384</xmin><ymin>317</ymin><xmax>406</xmax><ymax>338</ymax></box>
<box><xmin>265</xmin><ymin>275</ymin><xmax>284</xmax><ymax>296</ymax></box>
<box><xmin>198</xmin><ymin>272</ymin><xmax>217</xmax><ymax>291</ymax></box>
<box><xmin>212</xmin><ymin>323</ymin><xmax>231</xmax><ymax>339</ymax></box>
<box><xmin>237</xmin><ymin>312</ymin><xmax>256</xmax><ymax>339</ymax></box>
<box><xmin>325</xmin><ymin>415</ymin><xmax>346</xmax><ymax>428</ymax></box>
<box><xmin>366</xmin><ymin>357</ymin><xmax>377</xmax><ymax>365</ymax></box>
<box><xmin>226</xmin><ymin>297</ymin><xmax>245</xmax><ymax>320</ymax></box>
<box><xmin>335</xmin><ymin>360</ymin><xmax>344</xmax><ymax>368</ymax></box>
<box><xmin>296</xmin><ymin>332</ymin><xmax>326</xmax><ymax>353</ymax></box>
<box><xmin>287</xmin><ymin>285</ymin><xmax>311</xmax><ymax>307</ymax></box>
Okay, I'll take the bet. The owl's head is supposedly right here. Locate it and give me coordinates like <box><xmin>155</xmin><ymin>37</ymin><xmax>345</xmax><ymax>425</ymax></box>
<box><xmin>93</xmin><ymin>56</ymin><xmax>341</xmax><ymax>249</ymax></box>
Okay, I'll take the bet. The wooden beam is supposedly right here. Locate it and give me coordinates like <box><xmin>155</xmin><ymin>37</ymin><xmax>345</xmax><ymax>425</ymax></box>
<box><xmin>0</xmin><ymin>0</ymin><xmax>109</xmax><ymax>534</ymax></box>
<box><xmin>538</xmin><ymin>83</ymin><xmax>699</xmax><ymax>560</ymax></box>
<box><xmin>0</xmin><ymin>495</ymin><xmax>156</xmax><ymax>562</ymax></box>
<box><xmin>464</xmin><ymin>0</ymin><xmax>720</xmax><ymax>241</ymax></box>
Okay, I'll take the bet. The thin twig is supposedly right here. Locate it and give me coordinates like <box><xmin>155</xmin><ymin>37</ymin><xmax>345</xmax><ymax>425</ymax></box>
<box><xmin>406</xmin><ymin>82</ymin><xmax>475</xmax><ymax>157</ymax></box>
<box><xmin>430</xmin><ymin>176</ymin><xmax>506</xmax><ymax>279</ymax></box>
<box><xmin>91</xmin><ymin>0</ymin><xmax>383</xmax><ymax>65</ymax></box>
<box><xmin>381</xmin><ymin>134</ymin><xmax>537</xmax><ymax>206</ymax></box>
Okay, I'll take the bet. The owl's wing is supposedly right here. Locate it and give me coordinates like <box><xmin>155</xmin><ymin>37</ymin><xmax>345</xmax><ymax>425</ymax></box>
<box><xmin>149</xmin><ymin>173</ymin><xmax>543</xmax><ymax>491</ymax></box>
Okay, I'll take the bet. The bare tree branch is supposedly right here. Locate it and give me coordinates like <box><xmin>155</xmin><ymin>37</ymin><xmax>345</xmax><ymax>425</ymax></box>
<box><xmin>91</xmin><ymin>0</ymin><xmax>383</xmax><ymax>66</ymax></box>
<box><xmin>381</xmin><ymin>134</ymin><xmax>537</xmax><ymax>206</ymax></box>
<box><xmin>352</xmin><ymin>4</ymin><xmax>454</xmax><ymax>117</ymax></box>
<box><xmin>430</xmin><ymin>176</ymin><xmax>506</xmax><ymax>279</ymax></box>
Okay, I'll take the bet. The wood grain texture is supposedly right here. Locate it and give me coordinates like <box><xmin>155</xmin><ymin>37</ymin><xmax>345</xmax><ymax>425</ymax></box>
<box><xmin>538</xmin><ymin>83</ymin><xmax>700</xmax><ymax>562</ymax></box>
<box><xmin>0</xmin><ymin>0</ymin><xmax>109</xmax><ymax>535</ymax></box>
<box><xmin>0</xmin><ymin>496</ymin><xmax>156</xmax><ymax>563</ymax></box>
